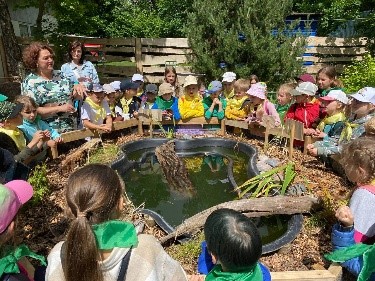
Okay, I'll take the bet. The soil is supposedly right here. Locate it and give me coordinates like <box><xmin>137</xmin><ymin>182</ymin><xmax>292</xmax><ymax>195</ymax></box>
<box><xmin>17</xmin><ymin>132</ymin><xmax>356</xmax><ymax>280</ymax></box>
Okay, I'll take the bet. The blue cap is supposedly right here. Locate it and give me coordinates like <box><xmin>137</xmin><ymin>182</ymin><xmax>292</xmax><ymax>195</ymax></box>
<box><xmin>120</xmin><ymin>79</ymin><xmax>139</xmax><ymax>91</ymax></box>
<box><xmin>87</xmin><ymin>83</ymin><xmax>104</xmax><ymax>92</ymax></box>
<box><xmin>207</xmin><ymin>81</ymin><xmax>222</xmax><ymax>94</ymax></box>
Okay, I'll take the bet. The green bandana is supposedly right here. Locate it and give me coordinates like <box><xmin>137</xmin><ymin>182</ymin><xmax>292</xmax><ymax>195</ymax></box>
<box><xmin>92</xmin><ymin>220</ymin><xmax>139</xmax><ymax>250</ymax></box>
<box><xmin>0</xmin><ymin>244</ymin><xmax>46</xmax><ymax>276</ymax></box>
<box><xmin>325</xmin><ymin>243</ymin><xmax>375</xmax><ymax>281</ymax></box>
<box><xmin>205</xmin><ymin>263</ymin><xmax>263</xmax><ymax>281</ymax></box>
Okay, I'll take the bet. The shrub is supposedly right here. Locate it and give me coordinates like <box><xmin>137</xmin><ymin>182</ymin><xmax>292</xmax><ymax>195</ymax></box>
<box><xmin>28</xmin><ymin>163</ymin><xmax>49</xmax><ymax>204</ymax></box>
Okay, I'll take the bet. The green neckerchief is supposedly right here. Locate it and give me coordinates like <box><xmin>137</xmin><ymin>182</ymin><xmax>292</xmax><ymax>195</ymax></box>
<box><xmin>317</xmin><ymin>112</ymin><xmax>346</xmax><ymax>131</ymax></box>
<box><xmin>339</xmin><ymin>121</ymin><xmax>359</xmax><ymax>142</ymax></box>
<box><xmin>205</xmin><ymin>263</ymin><xmax>263</xmax><ymax>281</ymax></box>
<box><xmin>155</xmin><ymin>96</ymin><xmax>174</xmax><ymax>110</ymax></box>
<box><xmin>0</xmin><ymin>244</ymin><xmax>46</xmax><ymax>276</ymax></box>
<box><xmin>325</xmin><ymin>243</ymin><xmax>375</xmax><ymax>281</ymax></box>
<box><xmin>319</xmin><ymin>87</ymin><xmax>343</xmax><ymax>97</ymax></box>
<box><xmin>276</xmin><ymin>103</ymin><xmax>290</xmax><ymax>123</ymax></box>
<box><xmin>92</xmin><ymin>220</ymin><xmax>139</xmax><ymax>250</ymax></box>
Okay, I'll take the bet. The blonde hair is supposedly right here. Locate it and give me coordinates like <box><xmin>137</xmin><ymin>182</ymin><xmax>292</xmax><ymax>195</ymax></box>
<box><xmin>15</xmin><ymin>95</ymin><xmax>38</xmax><ymax>111</ymax></box>
<box><xmin>234</xmin><ymin>79</ymin><xmax>250</xmax><ymax>93</ymax></box>
<box><xmin>277</xmin><ymin>83</ymin><xmax>296</xmax><ymax>97</ymax></box>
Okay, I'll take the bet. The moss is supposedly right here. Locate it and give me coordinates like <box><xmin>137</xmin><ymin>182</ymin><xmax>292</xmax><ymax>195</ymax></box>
<box><xmin>88</xmin><ymin>143</ymin><xmax>120</xmax><ymax>164</ymax></box>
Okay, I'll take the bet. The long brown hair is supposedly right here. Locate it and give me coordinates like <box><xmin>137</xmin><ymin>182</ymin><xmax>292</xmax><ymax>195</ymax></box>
<box><xmin>317</xmin><ymin>66</ymin><xmax>343</xmax><ymax>88</ymax></box>
<box><xmin>64</xmin><ymin>164</ymin><xmax>123</xmax><ymax>281</ymax></box>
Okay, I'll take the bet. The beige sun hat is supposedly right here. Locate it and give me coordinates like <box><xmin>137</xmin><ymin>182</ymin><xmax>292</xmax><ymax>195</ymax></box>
<box><xmin>183</xmin><ymin>75</ymin><xmax>198</xmax><ymax>87</ymax></box>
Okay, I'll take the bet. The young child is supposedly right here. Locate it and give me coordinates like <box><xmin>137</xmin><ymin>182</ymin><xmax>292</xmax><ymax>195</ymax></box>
<box><xmin>275</xmin><ymin>83</ymin><xmax>295</xmax><ymax>123</ymax></box>
<box><xmin>164</xmin><ymin>66</ymin><xmax>181</xmax><ymax>97</ymax></box>
<box><xmin>0</xmin><ymin>180</ymin><xmax>46</xmax><ymax>281</ymax></box>
<box><xmin>0</xmin><ymin>101</ymin><xmax>45</xmax><ymax>165</ymax></box>
<box><xmin>141</xmin><ymin>84</ymin><xmax>158</xmax><ymax>109</ymax></box>
<box><xmin>203</xmin><ymin>81</ymin><xmax>226</xmax><ymax>121</ymax></box>
<box><xmin>81</xmin><ymin>84</ymin><xmax>112</xmax><ymax>132</ymax></box>
<box><xmin>103</xmin><ymin>84</ymin><xmax>124</xmax><ymax>122</ymax></box>
<box><xmin>285</xmin><ymin>82</ymin><xmax>320</xmax><ymax>132</ymax></box>
<box><xmin>249</xmin><ymin>74</ymin><xmax>259</xmax><ymax>85</ymax></box>
<box><xmin>316</xmin><ymin>66</ymin><xmax>343</xmax><ymax>97</ymax></box>
<box><xmin>307</xmin><ymin>87</ymin><xmax>375</xmax><ymax>158</ymax></box>
<box><xmin>295</xmin><ymin>73</ymin><xmax>315</xmax><ymax>85</ymax></box>
<box><xmin>308</xmin><ymin>90</ymin><xmax>348</xmax><ymax>139</ymax></box>
<box><xmin>325</xmin><ymin>136</ymin><xmax>375</xmax><ymax>281</ymax></box>
<box><xmin>152</xmin><ymin>82</ymin><xmax>181</xmax><ymax>121</ymax></box>
<box><xmin>118</xmin><ymin>79</ymin><xmax>141</xmax><ymax>119</ymax></box>
<box><xmin>45</xmin><ymin>164</ymin><xmax>187</xmax><ymax>281</ymax></box>
<box><xmin>245</xmin><ymin>82</ymin><xmax>281</xmax><ymax>127</ymax></box>
<box><xmin>109</xmin><ymin>80</ymin><xmax>122</xmax><ymax>101</ymax></box>
<box><xmin>16</xmin><ymin>95</ymin><xmax>63</xmax><ymax>151</ymax></box>
<box><xmin>132</xmin><ymin>73</ymin><xmax>144</xmax><ymax>97</ymax></box>
<box><xmin>225</xmin><ymin>78</ymin><xmax>250</xmax><ymax>120</ymax></box>
<box><xmin>197</xmin><ymin>208</ymin><xmax>271</xmax><ymax>280</ymax></box>
<box><xmin>178</xmin><ymin>75</ymin><xmax>204</xmax><ymax>119</ymax></box>
<box><xmin>222</xmin><ymin>72</ymin><xmax>237</xmax><ymax>99</ymax></box>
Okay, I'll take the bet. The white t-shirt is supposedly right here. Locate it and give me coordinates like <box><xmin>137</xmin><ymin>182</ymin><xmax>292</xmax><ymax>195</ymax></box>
<box><xmin>80</xmin><ymin>99</ymin><xmax>111</xmax><ymax>128</ymax></box>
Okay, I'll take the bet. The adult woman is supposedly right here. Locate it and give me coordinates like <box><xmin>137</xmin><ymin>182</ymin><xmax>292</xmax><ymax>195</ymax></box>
<box><xmin>22</xmin><ymin>42</ymin><xmax>85</xmax><ymax>132</ymax></box>
<box><xmin>61</xmin><ymin>41</ymin><xmax>99</xmax><ymax>88</ymax></box>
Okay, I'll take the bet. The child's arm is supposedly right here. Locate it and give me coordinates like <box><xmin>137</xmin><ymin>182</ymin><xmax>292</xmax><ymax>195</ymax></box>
<box><xmin>38</xmin><ymin>118</ymin><xmax>62</xmax><ymax>142</ymax></box>
<box><xmin>178</xmin><ymin>99</ymin><xmax>204</xmax><ymax>119</ymax></box>
<box><xmin>171</xmin><ymin>98</ymin><xmax>181</xmax><ymax>121</ymax></box>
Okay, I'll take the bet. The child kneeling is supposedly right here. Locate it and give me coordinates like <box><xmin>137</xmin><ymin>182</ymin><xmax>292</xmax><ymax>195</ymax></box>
<box><xmin>198</xmin><ymin>208</ymin><xmax>271</xmax><ymax>280</ymax></box>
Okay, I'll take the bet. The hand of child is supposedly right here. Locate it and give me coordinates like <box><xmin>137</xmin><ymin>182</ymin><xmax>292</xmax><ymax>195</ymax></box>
<box><xmin>311</xmin><ymin>129</ymin><xmax>326</xmax><ymax>138</ymax></box>
<box><xmin>98</xmin><ymin>124</ymin><xmax>112</xmax><ymax>133</ymax></box>
<box><xmin>60</xmin><ymin>103</ymin><xmax>75</xmax><ymax>113</ymax></box>
<box><xmin>335</xmin><ymin>206</ymin><xmax>354</xmax><ymax>227</ymax></box>
<box><xmin>46</xmin><ymin>139</ymin><xmax>57</xmax><ymax>148</ymax></box>
<box><xmin>55</xmin><ymin>137</ymin><xmax>63</xmax><ymax>143</ymax></box>
<box><xmin>43</xmin><ymin>130</ymin><xmax>51</xmax><ymax>138</ymax></box>
<box><xmin>304</xmin><ymin>128</ymin><xmax>316</xmax><ymax>135</ymax></box>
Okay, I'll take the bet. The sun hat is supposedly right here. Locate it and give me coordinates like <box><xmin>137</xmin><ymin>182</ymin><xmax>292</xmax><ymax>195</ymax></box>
<box><xmin>132</xmin><ymin>73</ymin><xmax>144</xmax><ymax>82</ymax></box>
<box><xmin>207</xmin><ymin>81</ymin><xmax>222</xmax><ymax>94</ymax></box>
<box><xmin>145</xmin><ymin>84</ymin><xmax>158</xmax><ymax>95</ymax></box>
<box><xmin>158</xmin><ymin>83</ymin><xmax>174</xmax><ymax>96</ymax></box>
<box><xmin>246</xmin><ymin>83</ymin><xmax>266</xmax><ymax>99</ymax></box>
<box><xmin>350</xmin><ymin>87</ymin><xmax>375</xmax><ymax>105</ymax></box>
<box><xmin>0</xmin><ymin>101</ymin><xmax>23</xmax><ymax>122</ymax></box>
<box><xmin>0</xmin><ymin>93</ymin><xmax>8</xmax><ymax>102</ymax></box>
<box><xmin>320</xmin><ymin>89</ymin><xmax>349</xmax><ymax>105</ymax></box>
<box><xmin>120</xmin><ymin>79</ymin><xmax>139</xmax><ymax>91</ymax></box>
<box><xmin>295</xmin><ymin>74</ymin><xmax>315</xmax><ymax>84</ymax></box>
<box><xmin>291</xmin><ymin>82</ymin><xmax>318</xmax><ymax>96</ymax></box>
<box><xmin>183</xmin><ymin>75</ymin><xmax>198</xmax><ymax>87</ymax></box>
<box><xmin>102</xmin><ymin>84</ymin><xmax>116</xmax><ymax>94</ymax></box>
<box><xmin>110</xmin><ymin>81</ymin><xmax>121</xmax><ymax>91</ymax></box>
<box><xmin>222</xmin><ymin>72</ymin><xmax>236</xmax><ymax>83</ymax></box>
<box><xmin>0</xmin><ymin>180</ymin><xmax>33</xmax><ymax>233</ymax></box>
<box><xmin>87</xmin><ymin>83</ymin><xmax>104</xmax><ymax>93</ymax></box>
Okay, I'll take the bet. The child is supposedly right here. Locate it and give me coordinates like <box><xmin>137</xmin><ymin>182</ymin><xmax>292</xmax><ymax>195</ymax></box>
<box><xmin>16</xmin><ymin>95</ymin><xmax>63</xmax><ymax>151</ymax></box>
<box><xmin>118</xmin><ymin>79</ymin><xmax>141</xmax><ymax>119</ymax></box>
<box><xmin>103</xmin><ymin>84</ymin><xmax>124</xmax><ymax>122</ymax></box>
<box><xmin>164</xmin><ymin>66</ymin><xmax>181</xmax><ymax>97</ymax></box>
<box><xmin>245</xmin><ymin>82</ymin><xmax>281</xmax><ymax>127</ymax></box>
<box><xmin>132</xmin><ymin>73</ymin><xmax>144</xmax><ymax>97</ymax></box>
<box><xmin>249</xmin><ymin>74</ymin><xmax>259</xmax><ymax>85</ymax></box>
<box><xmin>0</xmin><ymin>101</ymin><xmax>45</xmax><ymax>165</ymax></box>
<box><xmin>0</xmin><ymin>180</ymin><xmax>46</xmax><ymax>281</ymax></box>
<box><xmin>285</xmin><ymin>82</ymin><xmax>320</xmax><ymax>132</ymax></box>
<box><xmin>275</xmin><ymin>83</ymin><xmax>295</xmax><ymax>123</ymax></box>
<box><xmin>109</xmin><ymin>80</ymin><xmax>122</xmax><ymax>101</ymax></box>
<box><xmin>316</xmin><ymin>66</ymin><xmax>343</xmax><ymax>97</ymax></box>
<box><xmin>152</xmin><ymin>83</ymin><xmax>181</xmax><ymax>121</ymax></box>
<box><xmin>308</xmin><ymin>90</ymin><xmax>348</xmax><ymax>139</ymax></box>
<box><xmin>294</xmin><ymin>73</ymin><xmax>315</xmax><ymax>85</ymax></box>
<box><xmin>81</xmin><ymin>84</ymin><xmax>112</xmax><ymax>132</ymax></box>
<box><xmin>45</xmin><ymin>164</ymin><xmax>187</xmax><ymax>281</ymax></box>
<box><xmin>198</xmin><ymin>208</ymin><xmax>271</xmax><ymax>280</ymax></box>
<box><xmin>225</xmin><ymin>78</ymin><xmax>250</xmax><ymax>120</ymax></box>
<box><xmin>307</xmin><ymin>87</ymin><xmax>375</xmax><ymax>158</ymax></box>
<box><xmin>325</xmin><ymin>136</ymin><xmax>375</xmax><ymax>281</ymax></box>
<box><xmin>178</xmin><ymin>75</ymin><xmax>204</xmax><ymax>119</ymax></box>
<box><xmin>222</xmin><ymin>72</ymin><xmax>237</xmax><ymax>99</ymax></box>
<box><xmin>141</xmin><ymin>84</ymin><xmax>158</xmax><ymax>109</ymax></box>
<box><xmin>203</xmin><ymin>81</ymin><xmax>226</xmax><ymax>121</ymax></box>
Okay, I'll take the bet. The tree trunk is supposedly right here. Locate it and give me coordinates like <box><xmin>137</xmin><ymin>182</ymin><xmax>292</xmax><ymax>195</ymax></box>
<box><xmin>0</xmin><ymin>0</ymin><xmax>22</xmax><ymax>77</ymax></box>
<box><xmin>160</xmin><ymin>195</ymin><xmax>321</xmax><ymax>245</ymax></box>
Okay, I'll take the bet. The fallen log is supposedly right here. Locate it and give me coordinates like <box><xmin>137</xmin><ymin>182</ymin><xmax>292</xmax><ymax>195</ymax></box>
<box><xmin>159</xmin><ymin>195</ymin><xmax>321</xmax><ymax>245</ymax></box>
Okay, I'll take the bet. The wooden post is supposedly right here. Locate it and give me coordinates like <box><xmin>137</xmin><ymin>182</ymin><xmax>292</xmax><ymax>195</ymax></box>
<box><xmin>220</xmin><ymin>119</ymin><xmax>226</xmax><ymax>135</ymax></box>
<box><xmin>51</xmin><ymin>147</ymin><xmax>58</xmax><ymax>159</ymax></box>
<box><xmin>264</xmin><ymin>128</ymin><xmax>269</xmax><ymax>152</ymax></box>
<box><xmin>289</xmin><ymin>121</ymin><xmax>296</xmax><ymax>160</ymax></box>
<box><xmin>135</xmin><ymin>38</ymin><xmax>143</xmax><ymax>74</ymax></box>
<box><xmin>303</xmin><ymin>135</ymin><xmax>312</xmax><ymax>154</ymax></box>
<box><xmin>138</xmin><ymin>119</ymin><xmax>144</xmax><ymax>135</ymax></box>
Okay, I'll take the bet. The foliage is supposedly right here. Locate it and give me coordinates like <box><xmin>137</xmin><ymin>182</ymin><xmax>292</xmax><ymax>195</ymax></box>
<box><xmin>341</xmin><ymin>54</ymin><xmax>375</xmax><ymax>93</ymax></box>
<box><xmin>186</xmin><ymin>0</ymin><xmax>307</xmax><ymax>89</ymax></box>
<box><xmin>88</xmin><ymin>143</ymin><xmax>120</xmax><ymax>164</ymax></box>
<box><xmin>28</xmin><ymin>163</ymin><xmax>49</xmax><ymax>204</ymax></box>
<box><xmin>234</xmin><ymin>162</ymin><xmax>296</xmax><ymax>198</ymax></box>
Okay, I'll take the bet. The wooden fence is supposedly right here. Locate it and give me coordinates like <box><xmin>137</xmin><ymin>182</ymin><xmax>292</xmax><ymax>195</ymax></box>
<box><xmin>15</xmin><ymin>36</ymin><xmax>368</xmax><ymax>84</ymax></box>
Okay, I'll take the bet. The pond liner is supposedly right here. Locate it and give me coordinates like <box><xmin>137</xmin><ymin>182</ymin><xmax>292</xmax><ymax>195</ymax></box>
<box><xmin>111</xmin><ymin>137</ymin><xmax>303</xmax><ymax>254</ymax></box>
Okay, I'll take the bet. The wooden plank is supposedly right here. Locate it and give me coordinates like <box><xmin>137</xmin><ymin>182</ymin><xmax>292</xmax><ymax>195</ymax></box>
<box><xmin>95</xmin><ymin>46</ymin><xmax>135</xmax><ymax>53</ymax></box>
<box><xmin>143</xmin><ymin>75</ymin><xmax>165</xmax><ymax>83</ymax></box>
<box><xmin>143</xmin><ymin>66</ymin><xmax>192</xmax><ymax>74</ymax></box>
<box><xmin>301</xmin><ymin>56</ymin><xmax>363</xmax><ymax>63</ymax></box>
<box><xmin>271</xmin><ymin>270</ymin><xmax>336</xmax><ymax>281</ymax></box>
<box><xmin>96</xmin><ymin>65</ymin><xmax>136</xmax><ymax>76</ymax></box>
<box><xmin>307</xmin><ymin>36</ymin><xmax>367</xmax><ymax>47</ymax></box>
<box><xmin>177</xmin><ymin>117</ymin><xmax>220</xmax><ymax>125</ymax></box>
<box><xmin>304</xmin><ymin>64</ymin><xmax>345</xmax><ymax>74</ymax></box>
<box><xmin>112</xmin><ymin>119</ymin><xmax>139</xmax><ymax>130</ymax></box>
<box><xmin>89</xmin><ymin>55</ymin><xmax>135</xmax><ymax>63</ymax></box>
<box><xmin>61</xmin><ymin>129</ymin><xmax>95</xmax><ymax>143</ymax></box>
<box><xmin>142</xmin><ymin>54</ymin><xmax>188</xmax><ymax>65</ymax></box>
<box><xmin>327</xmin><ymin>263</ymin><xmax>343</xmax><ymax>281</ymax></box>
<box><xmin>224</xmin><ymin>119</ymin><xmax>249</xmax><ymax>129</ymax></box>
<box><xmin>138</xmin><ymin>109</ymin><xmax>163</xmax><ymax>122</ymax></box>
<box><xmin>141</xmin><ymin>38</ymin><xmax>189</xmax><ymax>48</ymax></box>
<box><xmin>304</xmin><ymin>46</ymin><xmax>367</xmax><ymax>55</ymax></box>
<box><xmin>142</xmin><ymin>47</ymin><xmax>192</xmax><ymax>55</ymax></box>
<box><xmin>68</xmin><ymin>37</ymin><xmax>135</xmax><ymax>46</ymax></box>
<box><xmin>135</xmin><ymin>38</ymin><xmax>143</xmax><ymax>73</ymax></box>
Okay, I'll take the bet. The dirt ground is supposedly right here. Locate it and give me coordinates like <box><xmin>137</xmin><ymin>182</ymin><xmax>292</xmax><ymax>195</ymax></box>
<box><xmin>17</xmin><ymin>132</ymin><xmax>356</xmax><ymax>279</ymax></box>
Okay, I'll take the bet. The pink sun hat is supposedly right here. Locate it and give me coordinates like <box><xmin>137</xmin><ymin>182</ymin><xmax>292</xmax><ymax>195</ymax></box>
<box><xmin>0</xmin><ymin>180</ymin><xmax>33</xmax><ymax>233</ymax></box>
<box><xmin>246</xmin><ymin>83</ymin><xmax>266</xmax><ymax>99</ymax></box>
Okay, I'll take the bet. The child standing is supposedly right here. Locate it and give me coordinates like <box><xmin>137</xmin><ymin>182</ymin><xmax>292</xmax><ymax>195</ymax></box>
<box><xmin>141</xmin><ymin>84</ymin><xmax>158</xmax><ymax>109</ymax></box>
<box><xmin>81</xmin><ymin>84</ymin><xmax>112</xmax><ymax>132</ymax></box>
<box><xmin>16</xmin><ymin>95</ymin><xmax>63</xmax><ymax>151</ymax></box>
<box><xmin>103</xmin><ymin>84</ymin><xmax>124</xmax><ymax>122</ymax></box>
<box><xmin>152</xmin><ymin>83</ymin><xmax>181</xmax><ymax>121</ymax></box>
<box><xmin>325</xmin><ymin>137</ymin><xmax>375</xmax><ymax>280</ymax></box>
<box><xmin>225</xmin><ymin>79</ymin><xmax>250</xmax><ymax>120</ymax></box>
<box><xmin>275</xmin><ymin>83</ymin><xmax>295</xmax><ymax>123</ymax></box>
<box><xmin>178</xmin><ymin>75</ymin><xmax>204</xmax><ymax>119</ymax></box>
<box><xmin>203</xmin><ymin>81</ymin><xmax>226</xmax><ymax>121</ymax></box>
<box><xmin>316</xmin><ymin>66</ymin><xmax>343</xmax><ymax>97</ymax></box>
<box><xmin>198</xmin><ymin>208</ymin><xmax>271</xmax><ymax>280</ymax></box>
<box><xmin>45</xmin><ymin>164</ymin><xmax>187</xmax><ymax>281</ymax></box>
<box><xmin>164</xmin><ymin>66</ymin><xmax>181</xmax><ymax>97</ymax></box>
<box><xmin>118</xmin><ymin>79</ymin><xmax>141</xmax><ymax>119</ymax></box>
<box><xmin>222</xmin><ymin>72</ymin><xmax>237</xmax><ymax>99</ymax></box>
<box><xmin>132</xmin><ymin>73</ymin><xmax>144</xmax><ymax>97</ymax></box>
